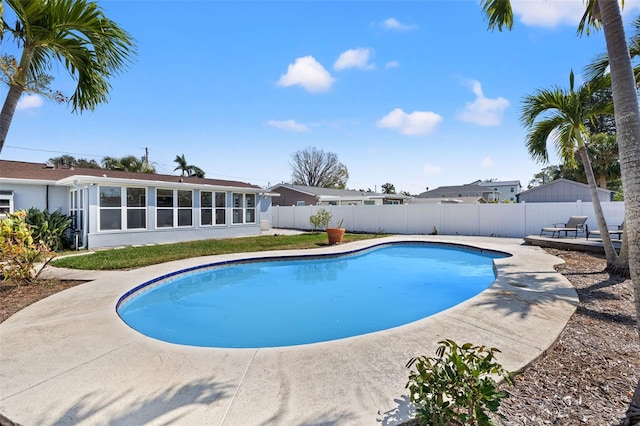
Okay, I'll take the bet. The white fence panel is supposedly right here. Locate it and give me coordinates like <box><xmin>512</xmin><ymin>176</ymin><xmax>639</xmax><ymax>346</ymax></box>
<box><xmin>406</xmin><ymin>204</ymin><xmax>440</xmax><ymax>234</ymax></box>
<box><xmin>270</xmin><ymin>202</ymin><xmax>626</xmax><ymax>238</ymax></box>
<box><xmin>478</xmin><ymin>203</ymin><xmax>526</xmax><ymax>238</ymax></box>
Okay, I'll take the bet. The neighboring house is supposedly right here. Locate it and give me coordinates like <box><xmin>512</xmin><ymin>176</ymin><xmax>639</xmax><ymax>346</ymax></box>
<box><xmin>473</xmin><ymin>180</ymin><xmax>522</xmax><ymax>202</ymax></box>
<box><xmin>269</xmin><ymin>184</ymin><xmax>411</xmax><ymax>206</ymax></box>
<box><xmin>517</xmin><ymin>178</ymin><xmax>614</xmax><ymax>203</ymax></box>
<box><xmin>0</xmin><ymin>160</ymin><xmax>273</xmax><ymax>249</ymax></box>
<box><xmin>416</xmin><ymin>184</ymin><xmax>499</xmax><ymax>202</ymax></box>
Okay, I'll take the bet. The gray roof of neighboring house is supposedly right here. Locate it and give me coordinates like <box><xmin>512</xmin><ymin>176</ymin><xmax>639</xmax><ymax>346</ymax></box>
<box><xmin>517</xmin><ymin>178</ymin><xmax>614</xmax><ymax>197</ymax></box>
<box><xmin>270</xmin><ymin>184</ymin><xmax>411</xmax><ymax>199</ymax></box>
<box><xmin>477</xmin><ymin>180</ymin><xmax>521</xmax><ymax>187</ymax></box>
<box><xmin>0</xmin><ymin>159</ymin><xmax>262</xmax><ymax>190</ymax></box>
<box><xmin>416</xmin><ymin>184</ymin><xmax>498</xmax><ymax>198</ymax></box>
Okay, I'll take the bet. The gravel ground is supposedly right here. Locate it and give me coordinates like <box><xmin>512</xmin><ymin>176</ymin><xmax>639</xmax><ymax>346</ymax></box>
<box><xmin>1</xmin><ymin>249</ymin><xmax>639</xmax><ymax>425</ymax></box>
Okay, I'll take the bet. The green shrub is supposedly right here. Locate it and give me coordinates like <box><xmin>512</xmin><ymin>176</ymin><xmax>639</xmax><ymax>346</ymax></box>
<box><xmin>406</xmin><ymin>340</ymin><xmax>514</xmax><ymax>426</ymax></box>
<box><xmin>309</xmin><ymin>209</ymin><xmax>332</xmax><ymax>231</ymax></box>
<box><xmin>1</xmin><ymin>210</ymin><xmax>55</xmax><ymax>282</ymax></box>
<box><xmin>25</xmin><ymin>207</ymin><xmax>72</xmax><ymax>251</ymax></box>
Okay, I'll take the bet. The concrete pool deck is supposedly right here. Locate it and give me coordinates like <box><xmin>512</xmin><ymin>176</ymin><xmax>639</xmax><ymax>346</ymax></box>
<box><xmin>0</xmin><ymin>236</ymin><xmax>578</xmax><ymax>425</ymax></box>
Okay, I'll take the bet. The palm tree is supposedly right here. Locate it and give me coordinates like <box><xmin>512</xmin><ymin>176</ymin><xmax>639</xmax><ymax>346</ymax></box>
<box><xmin>0</xmin><ymin>0</ymin><xmax>135</xmax><ymax>154</ymax></box>
<box><xmin>381</xmin><ymin>183</ymin><xmax>396</xmax><ymax>194</ymax></box>
<box><xmin>522</xmin><ymin>71</ymin><xmax>619</xmax><ymax>267</ymax></box>
<box><xmin>173</xmin><ymin>154</ymin><xmax>190</xmax><ymax>176</ymax></box>
<box><xmin>480</xmin><ymin>2</ymin><xmax>640</xmax><ymax>422</ymax></box>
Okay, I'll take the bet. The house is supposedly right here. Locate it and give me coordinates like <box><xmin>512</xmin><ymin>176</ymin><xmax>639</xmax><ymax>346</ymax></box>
<box><xmin>473</xmin><ymin>180</ymin><xmax>522</xmax><ymax>202</ymax></box>
<box><xmin>415</xmin><ymin>184</ymin><xmax>499</xmax><ymax>203</ymax></box>
<box><xmin>269</xmin><ymin>184</ymin><xmax>411</xmax><ymax>206</ymax></box>
<box><xmin>0</xmin><ymin>159</ymin><xmax>273</xmax><ymax>249</ymax></box>
<box><xmin>517</xmin><ymin>178</ymin><xmax>614</xmax><ymax>203</ymax></box>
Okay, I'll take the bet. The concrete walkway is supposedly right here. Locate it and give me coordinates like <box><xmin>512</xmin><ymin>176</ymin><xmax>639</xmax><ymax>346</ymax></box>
<box><xmin>0</xmin><ymin>236</ymin><xmax>578</xmax><ymax>425</ymax></box>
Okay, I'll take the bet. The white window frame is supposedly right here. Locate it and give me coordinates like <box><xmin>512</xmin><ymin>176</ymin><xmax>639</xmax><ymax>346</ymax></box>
<box><xmin>231</xmin><ymin>193</ymin><xmax>256</xmax><ymax>224</ymax></box>
<box><xmin>200</xmin><ymin>191</ymin><xmax>227</xmax><ymax>226</ymax></box>
<box><xmin>98</xmin><ymin>186</ymin><xmax>147</xmax><ymax>232</ymax></box>
<box><xmin>156</xmin><ymin>188</ymin><xmax>193</xmax><ymax>229</ymax></box>
<box><xmin>0</xmin><ymin>191</ymin><xmax>14</xmax><ymax>217</ymax></box>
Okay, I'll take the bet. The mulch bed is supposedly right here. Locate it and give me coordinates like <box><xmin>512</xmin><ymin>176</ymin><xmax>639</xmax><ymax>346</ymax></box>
<box><xmin>1</xmin><ymin>249</ymin><xmax>639</xmax><ymax>425</ymax></box>
<box><xmin>0</xmin><ymin>279</ymin><xmax>87</xmax><ymax>323</ymax></box>
<box><xmin>492</xmin><ymin>249</ymin><xmax>640</xmax><ymax>425</ymax></box>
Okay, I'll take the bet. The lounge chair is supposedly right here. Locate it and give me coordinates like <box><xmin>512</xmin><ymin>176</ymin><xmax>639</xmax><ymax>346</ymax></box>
<box><xmin>587</xmin><ymin>221</ymin><xmax>624</xmax><ymax>240</ymax></box>
<box><xmin>540</xmin><ymin>216</ymin><xmax>588</xmax><ymax>238</ymax></box>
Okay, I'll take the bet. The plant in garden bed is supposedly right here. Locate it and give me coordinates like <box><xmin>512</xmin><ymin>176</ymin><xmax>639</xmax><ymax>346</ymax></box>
<box><xmin>1</xmin><ymin>211</ymin><xmax>56</xmax><ymax>283</ymax></box>
<box><xmin>406</xmin><ymin>339</ymin><xmax>515</xmax><ymax>426</ymax></box>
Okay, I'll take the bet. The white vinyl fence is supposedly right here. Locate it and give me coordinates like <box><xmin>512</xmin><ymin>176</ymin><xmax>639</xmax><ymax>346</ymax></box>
<box><xmin>269</xmin><ymin>202</ymin><xmax>626</xmax><ymax>238</ymax></box>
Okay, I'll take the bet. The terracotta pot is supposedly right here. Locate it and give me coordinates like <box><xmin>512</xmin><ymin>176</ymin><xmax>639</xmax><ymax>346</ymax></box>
<box><xmin>326</xmin><ymin>228</ymin><xmax>345</xmax><ymax>245</ymax></box>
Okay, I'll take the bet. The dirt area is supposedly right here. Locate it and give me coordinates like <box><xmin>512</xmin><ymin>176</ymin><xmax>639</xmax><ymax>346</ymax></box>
<box><xmin>1</xmin><ymin>249</ymin><xmax>639</xmax><ymax>425</ymax></box>
<box><xmin>0</xmin><ymin>279</ymin><xmax>87</xmax><ymax>323</ymax></box>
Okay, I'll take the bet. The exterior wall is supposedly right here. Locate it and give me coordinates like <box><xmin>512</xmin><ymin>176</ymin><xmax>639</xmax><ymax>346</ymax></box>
<box><xmin>479</xmin><ymin>183</ymin><xmax>521</xmax><ymax>202</ymax></box>
<box><xmin>519</xmin><ymin>181</ymin><xmax>612</xmax><ymax>203</ymax></box>
<box><xmin>271</xmin><ymin>201</ymin><xmax>626</xmax><ymax>239</ymax></box>
<box><xmin>271</xmin><ymin>187</ymin><xmax>318</xmax><ymax>206</ymax></box>
<box><xmin>1</xmin><ymin>182</ymin><xmax>69</xmax><ymax>214</ymax></box>
<box><xmin>86</xmin><ymin>186</ymin><xmax>265</xmax><ymax>249</ymax></box>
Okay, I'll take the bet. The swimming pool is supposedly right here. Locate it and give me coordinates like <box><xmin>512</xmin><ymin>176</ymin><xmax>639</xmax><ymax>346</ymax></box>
<box><xmin>117</xmin><ymin>242</ymin><xmax>506</xmax><ymax>348</ymax></box>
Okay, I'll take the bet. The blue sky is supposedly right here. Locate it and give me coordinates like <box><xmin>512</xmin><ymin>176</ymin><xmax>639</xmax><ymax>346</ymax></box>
<box><xmin>2</xmin><ymin>1</ymin><xmax>639</xmax><ymax>195</ymax></box>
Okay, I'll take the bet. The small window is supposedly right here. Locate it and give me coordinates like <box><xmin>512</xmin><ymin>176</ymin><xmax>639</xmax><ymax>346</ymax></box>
<box><xmin>296</xmin><ymin>201</ymin><xmax>306</xmax><ymax>206</ymax></box>
<box><xmin>0</xmin><ymin>191</ymin><xmax>13</xmax><ymax>216</ymax></box>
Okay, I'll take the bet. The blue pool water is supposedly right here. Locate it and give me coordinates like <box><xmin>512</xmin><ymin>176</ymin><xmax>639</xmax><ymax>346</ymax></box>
<box><xmin>117</xmin><ymin>243</ymin><xmax>505</xmax><ymax>348</ymax></box>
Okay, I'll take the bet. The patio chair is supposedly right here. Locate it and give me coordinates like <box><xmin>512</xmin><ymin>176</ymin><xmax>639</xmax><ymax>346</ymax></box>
<box><xmin>587</xmin><ymin>221</ymin><xmax>624</xmax><ymax>240</ymax></box>
<box><xmin>540</xmin><ymin>216</ymin><xmax>588</xmax><ymax>238</ymax></box>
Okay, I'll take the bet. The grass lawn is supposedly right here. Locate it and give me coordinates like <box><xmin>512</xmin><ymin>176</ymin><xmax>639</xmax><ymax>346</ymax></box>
<box><xmin>51</xmin><ymin>232</ymin><xmax>382</xmax><ymax>270</ymax></box>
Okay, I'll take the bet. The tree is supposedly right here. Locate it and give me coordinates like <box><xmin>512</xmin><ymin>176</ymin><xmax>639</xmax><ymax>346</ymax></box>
<box><xmin>0</xmin><ymin>0</ymin><xmax>136</xmax><ymax>154</ymax></box>
<box><xmin>49</xmin><ymin>155</ymin><xmax>100</xmax><ymax>169</ymax></box>
<box><xmin>102</xmin><ymin>155</ymin><xmax>154</xmax><ymax>173</ymax></box>
<box><xmin>381</xmin><ymin>183</ymin><xmax>396</xmax><ymax>194</ymax></box>
<box><xmin>173</xmin><ymin>154</ymin><xmax>204</xmax><ymax>177</ymax></box>
<box><xmin>290</xmin><ymin>147</ymin><xmax>349</xmax><ymax>189</ymax></box>
<box><xmin>480</xmin><ymin>2</ymin><xmax>640</xmax><ymax>421</ymax></box>
<box><xmin>522</xmin><ymin>71</ymin><xmax>621</xmax><ymax>273</ymax></box>
<box><xmin>528</xmin><ymin>165</ymin><xmax>563</xmax><ymax>189</ymax></box>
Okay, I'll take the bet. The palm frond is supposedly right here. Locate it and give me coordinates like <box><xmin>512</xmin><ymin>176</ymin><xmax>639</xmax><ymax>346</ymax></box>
<box><xmin>479</xmin><ymin>0</ymin><xmax>513</xmax><ymax>32</ymax></box>
<box><xmin>525</xmin><ymin>114</ymin><xmax>566</xmax><ymax>164</ymax></box>
<box><xmin>577</xmin><ymin>0</ymin><xmax>603</xmax><ymax>36</ymax></box>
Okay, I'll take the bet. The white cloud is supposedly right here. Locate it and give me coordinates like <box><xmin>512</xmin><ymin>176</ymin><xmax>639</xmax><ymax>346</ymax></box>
<box><xmin>267</xmin><ymin>120</ymin><xmax>310</xmax><ymax>133</ymax></box>
<box><xmin>423</xmin><ymin>164</ymin><xmax>443</xmax><ymax>176</ymax></box>
<box><xmin>511</xmin><ymin>0</ymin><xmax>599</xmax><ymax>27</ymax></box>
<box><xmin>277</xmin><ymin>56</ymin><xmax>335</xmax><ymax>93</ymax></box>
<box><xmin>334</xmin><ymin>48</ymin><xmax>375</xmax><ymax>71</ymax></box>
<box><xmin>17</xmin><ymin>95</ymin><xmax>44</xmax><ymax>110</ymax></box>
<box><xmin>457</xmin><ymin>80</ymin><xmax>510</xmax><ymax>126</ymax></box>
<box><xmin>481</xmin><ymin>156</ymin><xmax>494</xmax><ymax>168</ymax></box>
<box><xmin>511</xmin><ymin>0</ymin><xmax>640</xmax><ymax>27</ymax></box>
<box><xmin>377</xmin><ymin>108</ymin><xmax>443</xmax><ymax>136</ymax></box>
<box><xmin>380</xmin><ymin>17</ymin><xmax>416</xmax><ymax>31</ymax></box>
<box><xmin>385</xmin><ymin>60</ymin><xmax>400</xmax><ymax>69</ymax></box>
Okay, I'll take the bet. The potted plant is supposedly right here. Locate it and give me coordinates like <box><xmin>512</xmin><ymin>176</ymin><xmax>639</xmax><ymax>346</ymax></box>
<box><xmin>326</xmin><ymin>217</ymin><xmax>345</xmax><ymax>245</ymax></box>
<box><xmin>309</xmin><ymin>209</ymin><xmax>345</xmax><ymax>244</ymax></box>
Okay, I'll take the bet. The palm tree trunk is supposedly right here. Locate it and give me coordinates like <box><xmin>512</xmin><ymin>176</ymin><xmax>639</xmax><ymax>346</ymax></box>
<box><xmin>598</xmin><ymin>0</ymin><xmax>640</xmax><ymax>423</ymax></box>
<box><xmin>576</xmin><ymin>142</ymin><xmax>619</xmax><ymax>266</ymax></box>
<box><xmin>0</xmin><ymin>84</ymin><xmax>24</xmax><ymax>154</ymax></box>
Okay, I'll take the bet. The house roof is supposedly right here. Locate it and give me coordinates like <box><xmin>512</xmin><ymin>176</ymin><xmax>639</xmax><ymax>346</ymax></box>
<box><xmin>477</xmin><ymin>180</ymin><xmax>521</xmax><ymax>187</ymax></box>
<box><xmin>0</xmin><ymin>159</ymin><xmax>263</xmax><ymax>190</ymax></box>
<box><xmin>270</xmin><ymin>183</ymin><xmax>411</xmax><ymax>200</ymax></box>
<box><xmin>417</xmin><ymin>184</ymin><xmax>498</xmax><ymax>198</ymax></box>
<box><xmin>410</xmin><ymin>196</ymin><xmax>487</xmax><ymax>204</ymax></box>
<box><xmin>517</xmin><ymin>178</ymin><xmax>614</xmax><ymax>197</ymax></box>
